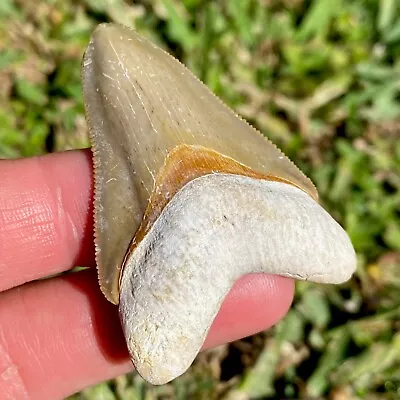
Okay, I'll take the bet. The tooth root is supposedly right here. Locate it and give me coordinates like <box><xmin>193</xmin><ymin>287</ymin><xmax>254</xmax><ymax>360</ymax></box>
<box><xmin>126</xmin><ymin>144</ymin><xmax>314</xmax><ymax>259</ymax></box>
<box><xmin>119</xmin><ymin>174</ymin><xmax>357</xmax><ymax>385</ymax></box>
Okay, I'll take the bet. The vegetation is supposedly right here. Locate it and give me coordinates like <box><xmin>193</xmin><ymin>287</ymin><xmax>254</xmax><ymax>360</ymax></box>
<box><xmin>0</xmin><ymin>0</ymin><xmax>399</xmax><ymax>398</ymax></box>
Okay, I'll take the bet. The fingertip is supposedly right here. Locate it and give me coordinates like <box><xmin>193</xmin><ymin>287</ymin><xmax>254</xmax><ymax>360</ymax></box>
<box><xmin>205</xmin><ymin>274</ymin><xmax>294</xmax><ymax>348</ymax></box>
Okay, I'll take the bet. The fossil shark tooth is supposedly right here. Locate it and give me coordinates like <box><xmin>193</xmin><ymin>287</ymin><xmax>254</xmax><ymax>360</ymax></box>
<box><xmin>82</xmin><ymin>23</ymin><xmax>357</xmax><ymax>385</ymax></box>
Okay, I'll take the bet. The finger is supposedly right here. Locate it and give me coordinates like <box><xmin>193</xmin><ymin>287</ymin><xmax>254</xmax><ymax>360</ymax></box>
<box><xmin>0</xmin><ymin>150</ymin><xmax>95</xmax><ymax>292</ymax></box>
<box><xmin>0</xmin><ymin>270</ymin><xmax>294</xmax><ymax>400</ymax></box>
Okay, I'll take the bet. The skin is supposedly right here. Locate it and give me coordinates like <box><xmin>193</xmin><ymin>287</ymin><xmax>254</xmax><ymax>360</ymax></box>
<box><xmin>0</xmin><ymin>149</ymin><xmax>294</xmax><ymax>400</ymax></box>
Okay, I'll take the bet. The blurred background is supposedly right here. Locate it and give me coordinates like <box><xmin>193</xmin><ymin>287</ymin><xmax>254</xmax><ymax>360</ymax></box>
<box><xmin>0</xmin><ymin>0</ymin><xmax>399</xmax><ymax>398</ymax></box>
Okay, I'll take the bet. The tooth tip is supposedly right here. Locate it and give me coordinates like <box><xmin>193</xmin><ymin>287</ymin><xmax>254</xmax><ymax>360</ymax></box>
<box><xmin>91</xmin><ymin>22</ymin><xmax>129</xmax><ymax>39</ymax></box>
<box><xmin>89</xmin><ymin>23</ymin><xmax>144</xmax><ymax>52</ymax></box>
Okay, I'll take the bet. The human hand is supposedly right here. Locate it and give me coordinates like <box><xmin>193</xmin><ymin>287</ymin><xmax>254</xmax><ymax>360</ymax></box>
<box><xmin>0</xmin><ymin>149</ymin><xmax>294</xmax><ymax>399</ymax></box>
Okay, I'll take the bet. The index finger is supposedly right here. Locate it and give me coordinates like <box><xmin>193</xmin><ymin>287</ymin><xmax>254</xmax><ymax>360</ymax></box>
<box><xmin>0</xmin><ymin>150</ymin><xmax>95</xmax><ymax>292</ymax></box>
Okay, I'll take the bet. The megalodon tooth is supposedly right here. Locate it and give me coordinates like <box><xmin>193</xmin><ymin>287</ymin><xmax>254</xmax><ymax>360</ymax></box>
<box><xmin>81</xmin><ymin>23</ymin><xmax>357</xmax><ymax>385</ymax></box>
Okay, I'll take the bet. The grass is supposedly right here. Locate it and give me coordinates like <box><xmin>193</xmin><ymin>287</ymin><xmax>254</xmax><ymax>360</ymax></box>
<box><xmin>0</xmin><ymin>0</ymin><xmax>399</xmax><ymax>398</ymax></box>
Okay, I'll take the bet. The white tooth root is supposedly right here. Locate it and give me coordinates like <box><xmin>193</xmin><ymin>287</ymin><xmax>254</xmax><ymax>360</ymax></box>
<box><xmin>119</xmin><ymin>174</ymin><xmax>357</xmax><ymax>385</ymax></box>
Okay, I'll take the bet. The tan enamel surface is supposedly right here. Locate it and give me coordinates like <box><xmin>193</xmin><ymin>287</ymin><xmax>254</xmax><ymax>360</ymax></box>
<box><xmin>82</xmin><ymin>23</ymin><xmax>317</xmax><ymax>304</ymax></box>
